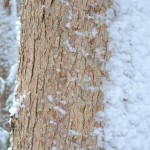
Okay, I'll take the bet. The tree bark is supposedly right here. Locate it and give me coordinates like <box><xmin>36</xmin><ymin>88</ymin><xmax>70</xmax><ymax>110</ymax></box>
<box><xmin>12</xmin><ymin>0</ymin><xmax>112</xmax><ymax>149</ymax></box>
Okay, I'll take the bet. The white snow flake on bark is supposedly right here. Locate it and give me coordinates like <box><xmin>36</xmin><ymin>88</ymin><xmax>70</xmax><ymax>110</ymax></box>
<box><xmin>93</xmin><ymin>127</ymin><xmax>103</xmax><ymax>148</ymax></box>
<box><xmin>0</xmin><ymin>0</ymin><xmax>17</xmax><ymax>78</ymax></box>
<box><xmin>91</xmin><ymin>27</ymin><xmax>97</xmax><ymax>37</ymax></box>
<box><xmin>49</xmin><ymin>120</ymin><xmax>57</xmax><ymax>126</ymax></box>
<box><xmin>66</xmin><ymin>9</ymin><xmax>72</xmax><ymax>28</ymax></box>
<box><xmin>54</xmin><ymin>106</ymin><xmax>66</xmax><ymax>116</ymax></box>
<box><xmin>48</xmin><ymin>95</ymin><xmax>53</xmax><ymax>102</ymax></box>
<box><xmin>69</xmin><ymin>130</ymin><xmax>79</xmax><ymax>137</ymax></box>
<box><xmin>0</xmin><ymin>77</ymin><xmax>5</xmax><ymax>95</ymax></box>
<box><xmin>64</xmin><ymin>40</ymin><xmax>76</xmax><ymax>53</ymax></box>
<box><xmin>9</xmin><ymin>90</ymin><xmax>30</xmax><ymax>118</ymax></box>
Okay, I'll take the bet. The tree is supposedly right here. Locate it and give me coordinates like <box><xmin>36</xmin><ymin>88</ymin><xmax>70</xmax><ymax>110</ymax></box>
<box><xmin>11</xmin><ymin>0</ymin><xmax>112</xmax><ymax>149</ymax></box>
<box><xmin>0</xmin><ymin>0</ymin><xmax>17</xmax><ymax>130</ymax></box>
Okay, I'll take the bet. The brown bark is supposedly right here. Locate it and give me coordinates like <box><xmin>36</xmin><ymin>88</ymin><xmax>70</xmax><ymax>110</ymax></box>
<box><xmin>12</xmin><ymin>0</ymin><xmax>112</xmax><ymax>149</ymax></box>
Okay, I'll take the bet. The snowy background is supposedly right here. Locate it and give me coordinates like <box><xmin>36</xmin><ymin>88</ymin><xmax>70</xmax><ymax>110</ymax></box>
<box><xmin>0</xmin><ymin>0</ymin><xmax>21</xmax><ymax>149</ymax></box>
<box><xmin>103</xmin><ymin>0</ymin><xmax>150</xmax><ymax>150</ymax></box>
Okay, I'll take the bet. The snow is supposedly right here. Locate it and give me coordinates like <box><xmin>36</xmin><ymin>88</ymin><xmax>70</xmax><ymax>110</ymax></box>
<box><xmin>93</xmin><ymin>127</ymin><xmax>103</xmax><ymax>148</ymax></box>
<box><xmin>86</xmin><ymin>14</ymin><xmax>105</xmax><ymax>25</ymax></box>
<box><xmin>1</xmin><ymin>0</ymin><xmax>150</xmax><ymax>149</ymax></box>
<box><xmin>9</xmin><ymin>90</ymin><xmax>29</xmax><ymax>118</ymax></box>
<box><xmin>103</xmin><ymin>0</ymin><xmax>150</xmax><ymax>150</ymax></box>
<box><xmin>52</xmin><ymin>146</ymin><xmax>57</xmax><ymax>150</ymax></box>
<box><xmin>81</xmin><ymin>49</ymin><xmax>89</xmax><ymax>57</ymax></box>
<box><xmin>54</xmin><ymin>106</ymin><xmax>66</xmax><ymax>116</ymax></box>
<box><xmin>16</xmin><ymin>17</ymin><xmax>20</xmax><ymax>45</ymax></box>
<box><xmin>60</xmin><ymin>0</ymin><xmax>72</xmax><ymax>28</ymax></box>
<box><xmin>8</xmin><ymin>147</ymin><xmax>12</xmax><ymax>150</ymax></box>
<box><xmin>66</xmin><ymin>9</ymin><xmax>72</xmax><ymax>28</ymax></box>
<box><xmin>0</xmin><ymin>77</ymin><xmax>5</xmax><ymax>95</ymax></box>
<box><xmin>69</xmin><ymin>130</ymin><xmax>79</xmax><ymax>137</ymax></box>
<box><xmin>48</xmin><ymin>95</ymin><xmax>53</xmax><ymax>102</ymax></box>
<box><xmin>6</xmin><ymin>64</ymin><xmax>17</xmax><ymax>86</ymax></box>
<box><xmin>49</xmin><ymin>120</ymin><xmax>57</xmax><ymax>126</ymax></box>
<box><xmin>60</xmin><ymin>0</ymin><xmax>69</xmax><ymax>6</ymax></box>
<box><xmin>95</xmin><ymin>111</ymin><xmax>105</xmax><ymax>123</ymax></box>
<box><xmin>75</xmin><ymin>31</ymin><xmax>87</xmax><ymax>37</ymax></box>
<box><xmin>5</xmin><ymin>93</ymin><xmax>14</xmax><ymax>111</ymax></box>
<box><xmin>0</xmin><ymin>127</ymin><xmax>9</xmax><ymax>149</ymax></box>
<box><xmin>5</xmin><ymin>64</ymin><xmax>18</xmax><ymax>111</ymax></box>
<box><xmin>64</xmin><ymin>40</ymin><xmax>76</xmax><ymax>53</ymax></box>
<box><xmin>88</xmin><ymin>86</ymin><xmax>98</xmax><ymax>93</ymax></box>
<box><xmin>42</xmin><ymin>5</ymin><xmax>45</xmax><ymax>9</ymax></box>
<box><xmin>91</xmin><ymin>27</ymin><xmax>97</xmax><ymax>37</ymax></box>
<box><xmin>0</xmin><ymin>0</ymin><xmax>17</xmax><ymax>78</ymax></box>
<box><xmin>95</xmin><ymin>47</ymin><xmax>103</xmax><ymax>56</ymax></box>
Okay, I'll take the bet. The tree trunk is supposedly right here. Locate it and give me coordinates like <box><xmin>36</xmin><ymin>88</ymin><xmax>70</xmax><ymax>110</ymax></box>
<box><xmin>12</xmin><ymin>0</ymin><xmax>112</xmax><ymax>149</ymax></box>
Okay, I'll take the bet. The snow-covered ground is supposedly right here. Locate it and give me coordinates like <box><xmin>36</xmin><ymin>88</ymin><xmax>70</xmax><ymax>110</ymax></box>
<box><xmin>0</xmin><ymin>128</ymin><xmax>9</xmax><ymax>149</ymax></box>
<box><xmin>0</xmin><ymin>11</ymin><xmax>20</xmax><ymax>150</ymax></box>
<box><xmin>103</xmin><ymin>0</ymin><xmax>150</xmax><ymax>150</ymax></box>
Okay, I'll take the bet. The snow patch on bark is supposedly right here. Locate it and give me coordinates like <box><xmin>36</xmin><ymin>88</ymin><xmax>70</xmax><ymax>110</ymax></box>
<box><xmin>75</xmin><ymin>31</ymin><xmax>88</xmax><ymax>37</ymax></box>
<box><xmin>48</xmin><ymin>95</ymin><xmax>53</xmax><ymax>102</ymax></box>
<box><xmin>95</xmin><ymin>111</ymin><xmax>105</xmax><ymax>123</ymax></box>
<box><xmin>91</xmin><ymin>27</ymin><xmax>98</xmax><ymax>37</ymax></box>
<box><xmin>49</xmin><ymin>120</ymin><xmax>57</xmax><ymax>126</ymax></box>
<box><xmin>66</xmin><ymin>9</ymin><xmax>72</xmax><ymax>28</ymax></box>
<box><xmin>69</xmin><ymin>130</ymin><xmax>79</xmax><ymax>137</ymax></box>
<box><xmin>81</xmin><ymin>49</ymin><xmax>89</xmax><ymax>57</ymax></box>
<box><xmin>9</xmin><ymin>90</ymin><xmax>29</xmax><ymax>118</ymax></box>
<box><xmin>60</xmin><ymin>0</ymin><xmax>69</xmax><ymax>6</ymax></box>
<box><xmin>52</xmin><ymin>146</ymin><xmax>57</xmax><ymax>150</ymax></box>
<box><xmin>64</xmin><ymin>40</ymin><xmax>76</xmax><ymax>53</ymax></box>
<box><xmin>93</xmin><ymin>127</ymin><xmax>103</xmax><ymax>148</ymax></box>
<box><xmin>60</xmin><ymin>0</ymin><xmax>72</xmax><ymax>29</ymax></box>
<box><xmin>0</xmin><ymin>77</ymin><xmax>5</xmax><ymax>95</ymax></box>
<box><xmin>54</xmin><ymin>106</ymin><xmax>66</xmax><ymax>116</ymax></box>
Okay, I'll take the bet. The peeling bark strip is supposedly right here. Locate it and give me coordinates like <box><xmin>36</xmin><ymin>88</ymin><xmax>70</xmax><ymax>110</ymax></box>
<box><xmin>12</xmin><ymin>0</ymin><xmax>112</xmax><ymax>149</ymax></box>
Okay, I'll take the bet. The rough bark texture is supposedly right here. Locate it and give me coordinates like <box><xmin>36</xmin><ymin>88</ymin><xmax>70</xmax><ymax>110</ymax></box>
<box><xmin>12</xmin><ymin>0</ymin><xmax>112</xmax><ymax>149</ymax></box>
